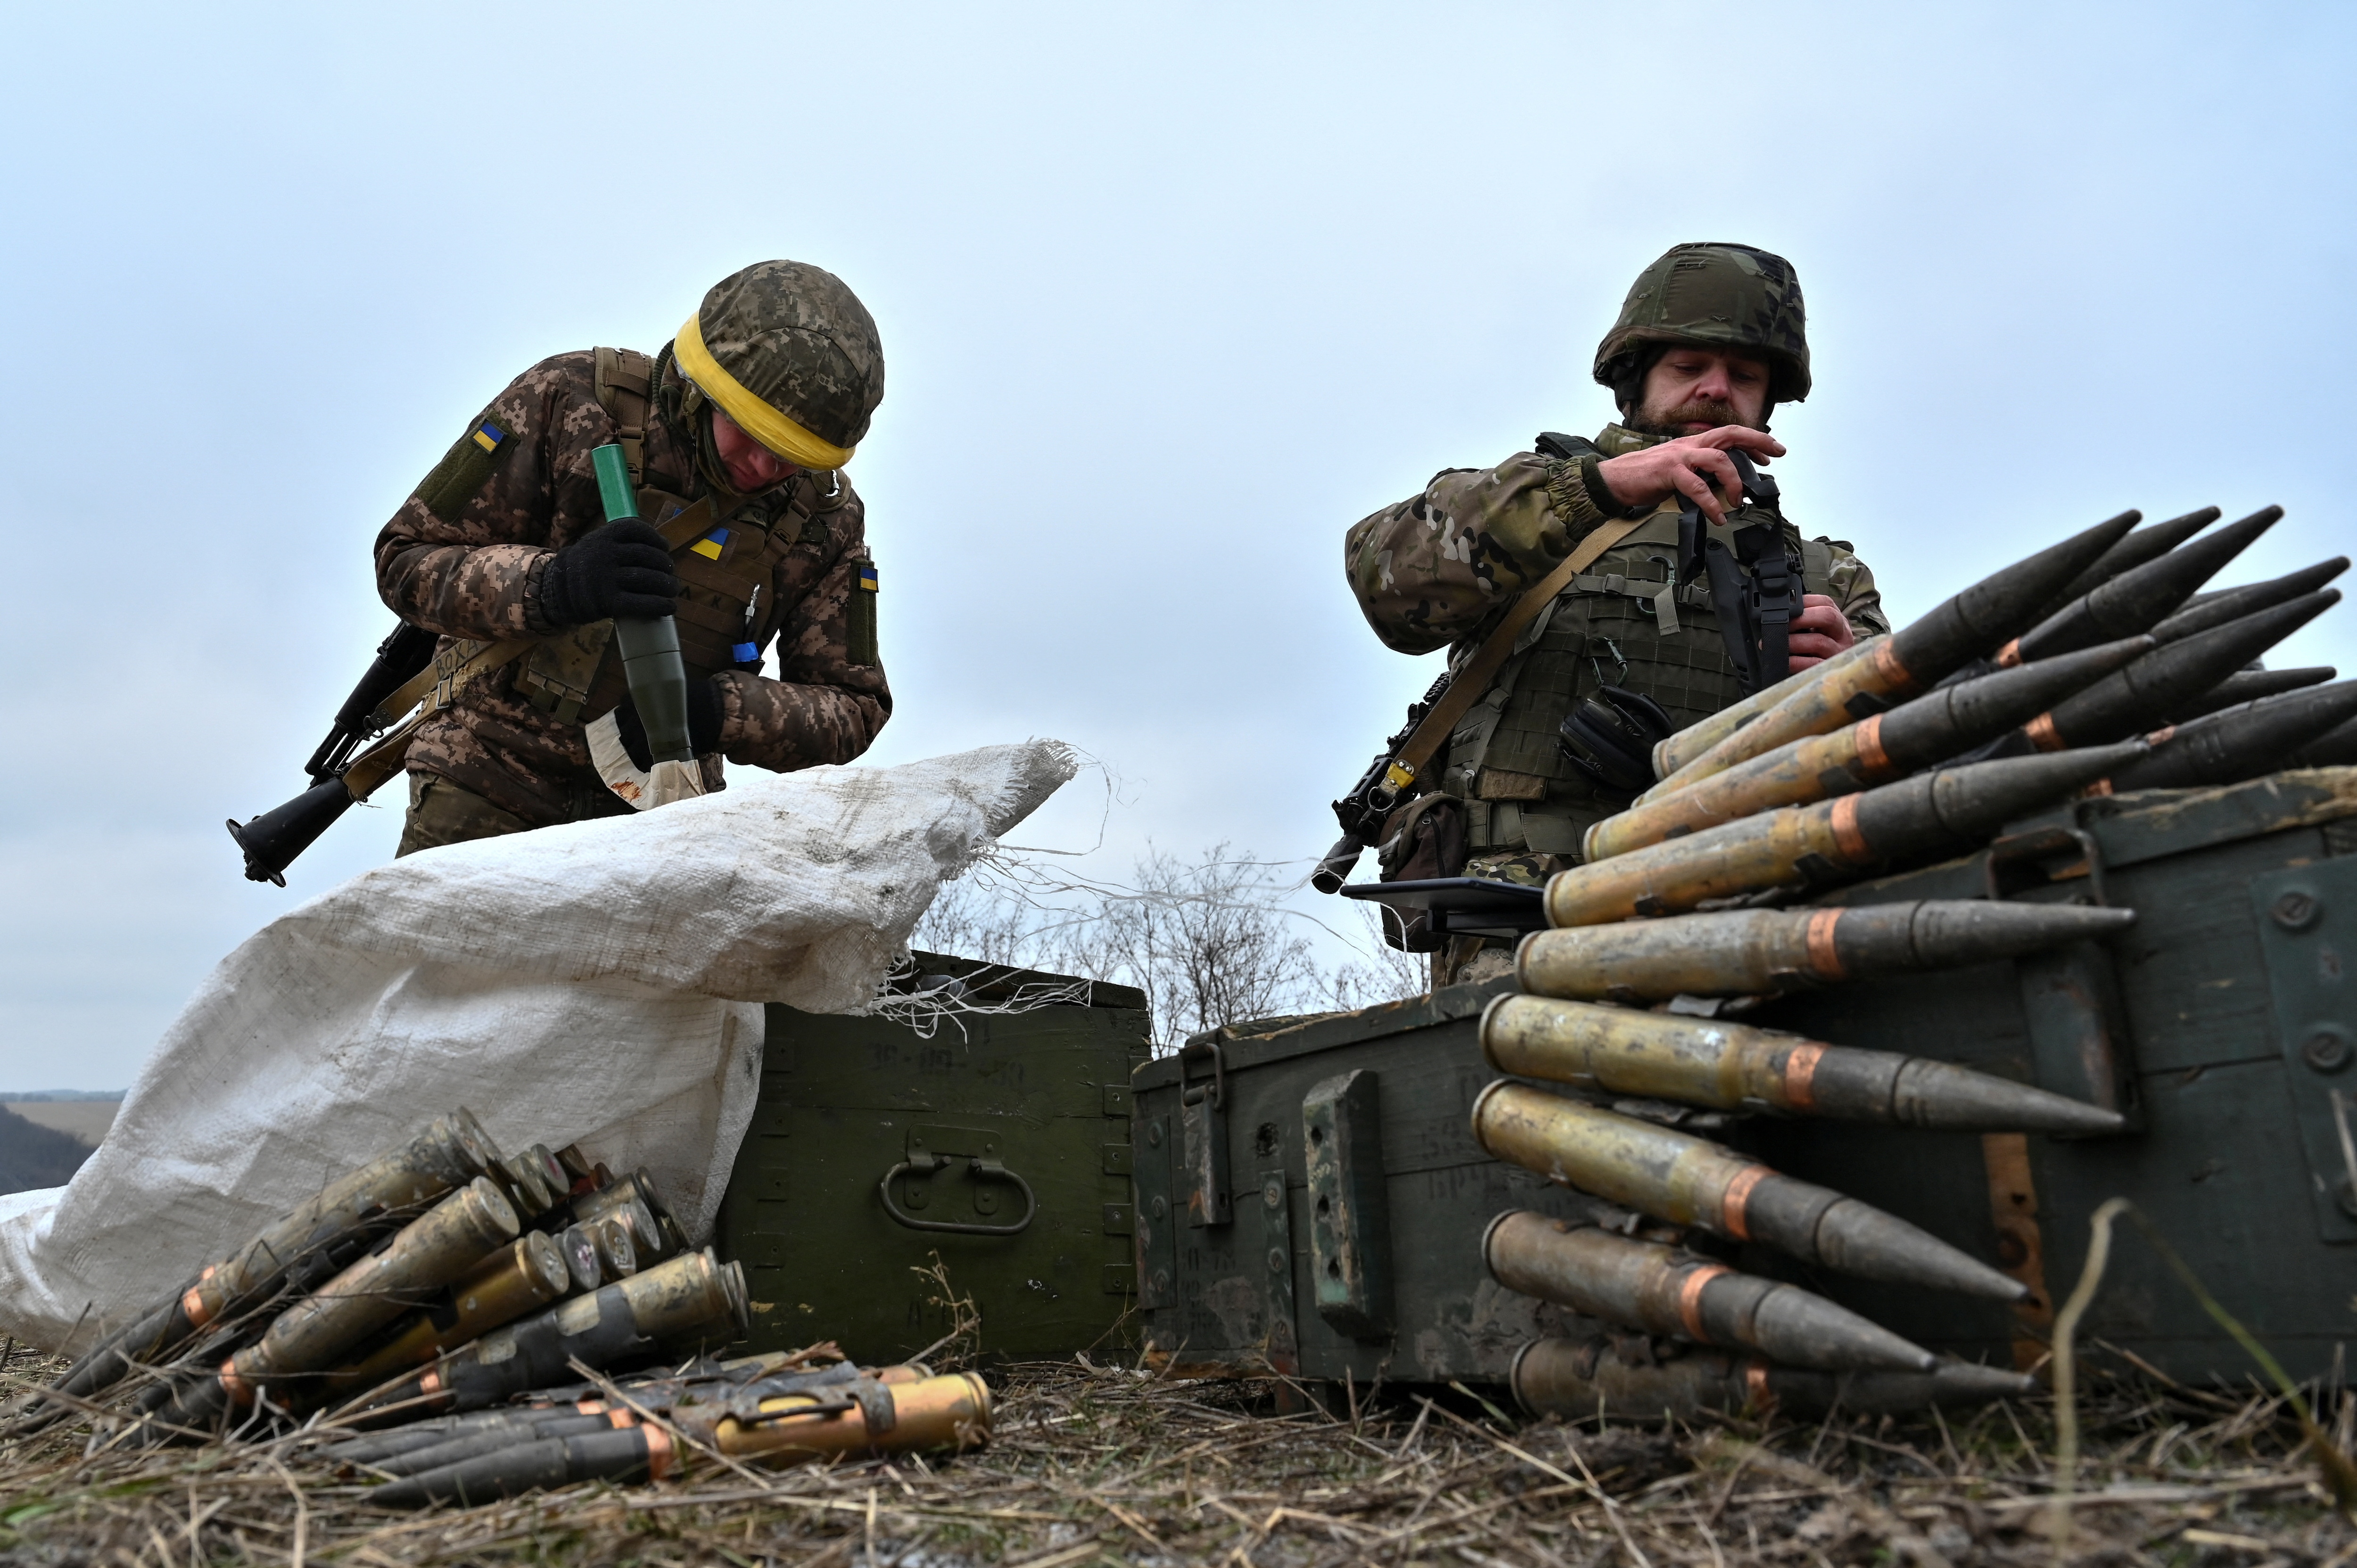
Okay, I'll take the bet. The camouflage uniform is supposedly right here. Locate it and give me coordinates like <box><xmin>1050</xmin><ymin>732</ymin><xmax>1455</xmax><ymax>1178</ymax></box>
<box><xmin>1345</xmin><ymin>422</ymin><xmax>1887</xmax><ymax>983</ymax></box>
<box><xmin>376</xmin><ymin>350</ymin><xmax>888</xmax><ymax>837</ymax></box>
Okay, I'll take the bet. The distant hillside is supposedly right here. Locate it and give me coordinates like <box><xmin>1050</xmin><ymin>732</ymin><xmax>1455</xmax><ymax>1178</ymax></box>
<box><xmin>0</xmin><ymin>1104</ymin><xmax>94</xmax><ymax>1196</ymax></box>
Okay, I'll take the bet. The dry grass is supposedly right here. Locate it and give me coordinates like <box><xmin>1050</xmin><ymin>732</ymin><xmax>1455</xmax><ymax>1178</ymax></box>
<box><xmin>2</xmin><ymin>1335</ymin><xmax>2350</xmax><ymax>1567</ymax></box>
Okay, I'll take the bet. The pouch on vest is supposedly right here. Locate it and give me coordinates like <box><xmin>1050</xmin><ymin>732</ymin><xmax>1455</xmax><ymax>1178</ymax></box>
<box><xmin>1558</xmin><ymin>685</ymin><xmax>1675</xmax><ymax>794</ymax></box>
<box><xmin>1374</xmin><ymin>793</ymin><xmax>1468</xmax><ymax>952</ymax></box>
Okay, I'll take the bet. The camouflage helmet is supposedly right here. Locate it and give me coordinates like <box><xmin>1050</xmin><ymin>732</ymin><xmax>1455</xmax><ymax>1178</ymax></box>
<box><xmin>670</xmin><ymin>260</ymin><xmax>884</xmax><ymax>468</ymax></box>
<box><xmin>1592</xmin><ymin>243</ymin><xmax>1810</xmax><ymax>406</ymax></box>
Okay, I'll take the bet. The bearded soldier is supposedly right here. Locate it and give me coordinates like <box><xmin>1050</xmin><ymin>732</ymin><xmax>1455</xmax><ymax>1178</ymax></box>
<box><xmin>373</xmin><ymin>260</ymin><xmax>890</xmax><ymax>854</ymax></box>
<box><xmin>1344</xmin><ymin>242</ymin><xmax>1889</xmax><ymax>985</ymax></box>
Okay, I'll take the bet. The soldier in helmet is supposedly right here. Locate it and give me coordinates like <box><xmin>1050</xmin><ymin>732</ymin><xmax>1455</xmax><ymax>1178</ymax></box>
<box><xmin>1344</xmin><ymin>242</ymin><xmax>1889</xmax><ymax>984</ymax></box>
<box><xmin>374</xmin><ymin>260</ymin><xmax>891</xmax><ymax>854</ymax></box>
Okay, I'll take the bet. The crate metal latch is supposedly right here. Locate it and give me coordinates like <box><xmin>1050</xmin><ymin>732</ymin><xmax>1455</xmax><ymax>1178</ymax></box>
<box><xmin>1178</xmin><ymin>1037</ymin><xmax>1233</xmax><ymax>1227</ymax></box>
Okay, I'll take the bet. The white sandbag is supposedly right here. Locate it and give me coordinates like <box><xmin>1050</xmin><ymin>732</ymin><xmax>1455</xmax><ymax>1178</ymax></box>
<box><xmin>0</xmin><ymin>740</ymin><xmax>1076</xmax><ymax>1353</ymax></box>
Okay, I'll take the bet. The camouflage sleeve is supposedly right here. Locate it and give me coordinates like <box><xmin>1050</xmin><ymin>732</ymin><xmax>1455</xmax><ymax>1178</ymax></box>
<box><xmin>713</xmin><ymin>499</ymin><xmax>892</xmax><ymax>773</ymax></box>
<box><xmin>1819</xmin><ymin>541</ymin><xmax>1891</xmax><ymax>638</ymax></box>
<box><xmin>373</xmin><ymin>355</ymin><xmax>610</xmax><ymax>641</ymax></box>
<box><xmin>1343</xmin><ymin>452</ymin><xmax>1617</xmax><ymax>655</ymax></box>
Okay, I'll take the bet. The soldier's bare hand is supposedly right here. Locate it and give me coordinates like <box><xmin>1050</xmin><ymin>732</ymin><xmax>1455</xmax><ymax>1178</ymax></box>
<box><xmin>1595</xmin><ymin>426</ymin><xmax>1786</xmax><ymax>525</ymax></box>
<box><xmin>1788</xmin><ymin>594</ymin><xmax>1855</xmax><ymax>672</ymax></box>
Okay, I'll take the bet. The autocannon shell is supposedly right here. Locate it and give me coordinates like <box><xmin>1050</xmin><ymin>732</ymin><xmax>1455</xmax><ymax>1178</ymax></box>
<box><xmin>2111</xmin><ymin>682</ymin><xmax>2357</xmax><ymax>794</ymax></box>
<box><xmin>715</xmin><ymin>1371</ymin><xmax>993</xmax><ymax>1468</ymax></box>
<box><xmin>1646</xmin><ymin>510</ymin><xmax>2138</xmax><ymax>794</ymax></box>
<box><xmin>366</xmin><ymin>1248</ymin><xmax>746</xmax><ymax>1417</ymax></box>
<box><xmin>1591</xmin><ymin>638</ymin><xmax>2147</xmax><ymax>860</ymax></box>
<box><xmin>2024</xmin><ymin>591</ymin><xmax>2340</xmax><ymax>751</ymax></box>
<box><xmin>2150</xmin><ymin>556</ymin><xmax>2349</xmax><ymax>646</ymax></box>
<box><xmin>318</xmin><ymin>1230</ymin><xmax>571</xmax><ymax>1402</ymax></box>
<box><xmin>1480</xmin><ymin>1212</ymin><xmax>1934</xmax><ymax>1372</ymax></box>
<box><xmin>2006</xmin><ymin>506</ymin><xmax>2276</xmax><ymax>664</ymax></box>
<box><xmin>224</xmin><ymin>1175</ymin><xmax>519</xmax><ymax>1399</ymax></box>
<box><xmin>2163</xmin><ymin>666</ymin><xmax>2337</xmax><ymax>726</ymax></box>
<box><xmin>1547</xmin><ymin>746</ymin><xmax>2141</xmax><ymax>928</ymax></box>
<box><xmin>2029</xmin><ymin>507</ymin><xmax>2214</xmax><ymax>624</ymax></box>
<box><xmin>369</xmin><ymin>1422</ymin><xmax>673</xmax><ymax>1507</ymax></box>
<box><xmin>1480</xmin><ymin>994</ymin><xmax>2123</xmax><ymax>1135</ymax></box>
<box><xmin>26</xmin><ymin>1112</ymin><xmax>498</xmax><ymax>1422</ymax></box>
<box><xmin>1514</xmin><ymin>900</ymin><xmax>2137</xmax><ymax>1002</ymax></box>
<box><xmin>1508</xmin><ymin>1336</ymin><xmax>2036</xmax><ymax>1421</ymax></box>
<box><xmin>1469</xmin><ymin>1085</ymin><xmax>2023</xmax><ymax>1300</ymax></box>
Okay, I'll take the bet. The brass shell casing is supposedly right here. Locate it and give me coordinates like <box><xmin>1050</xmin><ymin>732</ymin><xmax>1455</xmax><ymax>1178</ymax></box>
<box><xmin>1645</xmin><ymin>638</ymin><xmax>1918</xmax><ymax>801</ymax></box>
<box><xmin>1469</xmin><ymin>1082</ymin><xmax>1761</xmax><ymax>1233</ymax></box>
<box><xmin>1468</xmin><ymin>1082</ymin><xmax>2031</xmax><ymax>1301</ymax></box>
<box><xmin>1481</xmin><ymin>993</ymin><xmax>1816</xmax><ymax>1113</ymax></box>
<box><xmin>1516</xmin><ymin>908</ymin><xmax>1835</xmax><ymax>1000</ymax></box>
<box><xmin>322</xmin><ymin>1231</ymin><xmax>571</xmax><ymax>1397</ymax></box>
<box><xmin>1479</xmin><ymin>1212</ymin><xmax>1934</xmax><ymax>1372</ymax></box>
<box><xmin>182</xmin><ymin>1111</ymin><xmax>498</xmax><ymax>1334</ymax></box>
<box><xmin>1479</xmin><ymin>993</ymin><xmax>2121</xmax><ymax>1136</ymax></box>
<box><xmin>1543</xmin><ymin>797</ymin><xmax>1870</xmax><ymax>929</ymax></box>
<box><xmin>1649</xmin><ymin>639</ymin><xmax>1879</xmax><ymax>786</ymax></box>
<box><xmin>1482</xmin><ymin>1210</ymin><xmax>1713</xmax><ymax>1339</ymax></box>
<box><xmin>589</xmin><ymin>1212</ymin><xmax>640</xmax><ymax>1280</ymax></box>
<box><xmin>226</xmin><ymin>1174</ymin><xmax>519</xmax><ymax>1396</ymax></box>
<box><xmin>1591</xmin><ymin>721</ymin><xmax>1887</xmax><ymax>862</ymax></box>
<box><xmin>714</xmin><ymin>1371</ymin><xmax>992</xmax><ymax>1467</ymax></box>
<box><xmin>611</xmin><ymin>1247</ymin><xmax>743</xmax><ymax>1341</ymax></box>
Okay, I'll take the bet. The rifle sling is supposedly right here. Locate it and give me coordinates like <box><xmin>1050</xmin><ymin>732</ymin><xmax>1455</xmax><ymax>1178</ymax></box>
<box><xmin>1387</xmin><ymin>511</ymin><xmax>1653</xmax><ymax>785</ymax></box>
<box><xmin>344</xmin><ymin>501</ymin><xmax>733</xmax><ymax>799</ymax></box>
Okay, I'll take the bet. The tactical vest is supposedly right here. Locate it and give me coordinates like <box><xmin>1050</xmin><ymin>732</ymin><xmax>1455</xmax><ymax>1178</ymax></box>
<box><xmin>1444</xmin><ymin>492</ymin><xmax>1834</xmax><ymax>857</ymax></box>
<box><xmin>512</xmin><ymin>347</ymin><xmax>853</xmax><ymax>726</ymax></box>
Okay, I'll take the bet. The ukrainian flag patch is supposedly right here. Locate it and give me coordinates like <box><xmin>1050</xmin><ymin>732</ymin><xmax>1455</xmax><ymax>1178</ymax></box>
<box><xmin>691</xmin><ymin>526</ymin><xmax>729</xmax><ymax>560</ymax></box>
<box><xmin>470</xmin><ymin>421</ymin><xmax>505</xmax><ymax>454</ymax></box>
<box><xmin>857</xmin><ymin>563</ymin><xmax>880</xmax><ymax>592</ymax></box>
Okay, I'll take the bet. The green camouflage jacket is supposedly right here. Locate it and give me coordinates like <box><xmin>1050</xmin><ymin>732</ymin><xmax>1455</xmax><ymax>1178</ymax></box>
<box><xmin>374</xmin><ymin>351</ymin><xmax>890</xmax><ymax>827</ymax></box>
<box><xmin>1345</xmin><ymin>424</ymin><xmax>1886</xmax><ymax>656</ymax></box>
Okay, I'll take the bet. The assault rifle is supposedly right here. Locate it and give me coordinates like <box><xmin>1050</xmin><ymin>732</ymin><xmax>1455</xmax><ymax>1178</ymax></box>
<box><xmin>225</xmin><ymin>621</ymin><xmax>440</xmax><ymax>886</ymax></box>
<box><xmin>1310</xmin><ymin>673</ymin><xmax>1452</xmax><ymax>893</ymax></box>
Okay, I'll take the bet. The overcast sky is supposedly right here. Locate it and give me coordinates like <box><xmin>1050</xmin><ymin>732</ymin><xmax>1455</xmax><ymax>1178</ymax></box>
<box><xmin>2</xmin><ymin>3</ymin><xmax>2351</xmax><ymax>1089</ymax></box>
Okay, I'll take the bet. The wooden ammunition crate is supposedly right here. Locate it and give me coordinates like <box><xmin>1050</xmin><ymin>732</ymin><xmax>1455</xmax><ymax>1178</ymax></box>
<box><xmin>1745</xmin><ymin>768</ymin><xmax>2357</xmax><ymax>1384</ymax></box>
<box><xmin>1133</xmin><ymin>770</ymin><xmax>2357</xmax><ymax>1389</ymax></box>
<box><xmin>716</xmin><ymin>955</ymin><xmax>1151</xmax><ymax>1365</ymax></box>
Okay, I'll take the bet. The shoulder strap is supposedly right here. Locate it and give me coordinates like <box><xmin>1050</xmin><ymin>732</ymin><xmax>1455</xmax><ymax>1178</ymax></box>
<box><xmin>1387</xmin><ymin>510</ymin><xmax>1655</xmax><ymax>788</ymax></box>
<box><xmin>1533</xmin><ymin>431</ymin><xmax>1602</xmax><ymax>462</ymax></box>
<box><xmin>593</xmin><ymin>347</ymin><xmax>657</xmax><ymax>487</ymax></box>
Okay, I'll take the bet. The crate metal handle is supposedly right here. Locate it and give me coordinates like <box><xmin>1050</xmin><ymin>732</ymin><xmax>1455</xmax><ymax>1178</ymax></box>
<box><xmin>878</xmin><ymin>1153</ymin><xmax>1038</xmax><ymax>1236</ymax></box>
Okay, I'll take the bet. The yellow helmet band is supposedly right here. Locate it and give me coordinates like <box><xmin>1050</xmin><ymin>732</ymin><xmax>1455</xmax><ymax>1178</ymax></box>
<box><xmin>672</xmin><ymin>312</ymin><xmax>855</xmax><ymax>470</ymax></box>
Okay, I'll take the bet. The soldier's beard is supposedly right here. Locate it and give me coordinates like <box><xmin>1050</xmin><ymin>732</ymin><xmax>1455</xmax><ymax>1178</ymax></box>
<box><xmin>1628</xmin><ymin>395</ymin><xmax>1752</xmax><ymax>438</ymax></box>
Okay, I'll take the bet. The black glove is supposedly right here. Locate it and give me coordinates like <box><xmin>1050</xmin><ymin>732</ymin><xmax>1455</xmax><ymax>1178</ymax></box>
<box><xmin>615</xmin><ymin>677</ymin><xmax>725</xmax><ymax>770</ymax></box>
<box><xmin>537</xmin><ymin>520</ymin><xmax>681</xmax><ymax>627</ymax></box>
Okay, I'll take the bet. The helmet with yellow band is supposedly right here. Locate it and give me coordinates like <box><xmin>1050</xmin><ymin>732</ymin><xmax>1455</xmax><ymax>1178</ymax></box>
<box><xmin>669</xmin><ymin>260</ymin><xmax>885</xmax><ymax>472</ymax></box>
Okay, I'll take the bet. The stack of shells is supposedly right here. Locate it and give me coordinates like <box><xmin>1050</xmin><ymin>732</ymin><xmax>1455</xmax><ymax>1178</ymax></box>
<box><xmin>1469</xmin><ymin>504</ymin><xmax>2357</xmax><ymax>1421</ymax></box>
<box><xmin>6</xmin><ymin>1112</ymin><xmax>990</xmax><ymax>1504</ymax></box>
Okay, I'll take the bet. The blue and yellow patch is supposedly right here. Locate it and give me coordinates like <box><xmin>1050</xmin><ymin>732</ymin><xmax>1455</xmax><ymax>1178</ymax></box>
<box><xmin>857</xmin><ymin>564</ymin><xmax>880</xmax><ymax>592</ymax></box>
<box><xmin>469</xmin><ymin>421</ymin><xmax>505</xmax><ymax>454</ymax></box>
<box><xmin>691</xmin><ymin>526</ymin><xmax>730</xmax><ymax>561</ymax></box>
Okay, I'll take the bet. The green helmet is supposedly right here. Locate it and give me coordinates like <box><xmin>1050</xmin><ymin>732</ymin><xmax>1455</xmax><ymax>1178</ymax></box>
<box><xmin>1591</xmin><ymin>243</ymin><xmax>1810</xmax><ymax>407</ymax></box>
<box><xmin>672</xmin><ymin>260</ymin><xmax>884</xmax><ymax>468</ymax></box>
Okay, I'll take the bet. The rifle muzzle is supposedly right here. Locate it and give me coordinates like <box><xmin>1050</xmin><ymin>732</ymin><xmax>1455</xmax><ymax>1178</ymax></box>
<box><xmin>226</xmin><ymin>775</ymin><xmax>358</xmax><ymax>887</ymax></box>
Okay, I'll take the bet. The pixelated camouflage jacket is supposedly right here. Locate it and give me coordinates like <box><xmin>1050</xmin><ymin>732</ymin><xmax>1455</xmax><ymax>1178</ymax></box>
<box><xmin>1344</xmin><ymin>424</ymin><xmax>1887</xmax><ymax>657</ymax></box>
<box><xmin>374</xmin><ymin>351</ymin><xmax>890</xmax><ymax>826</ymax></box>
